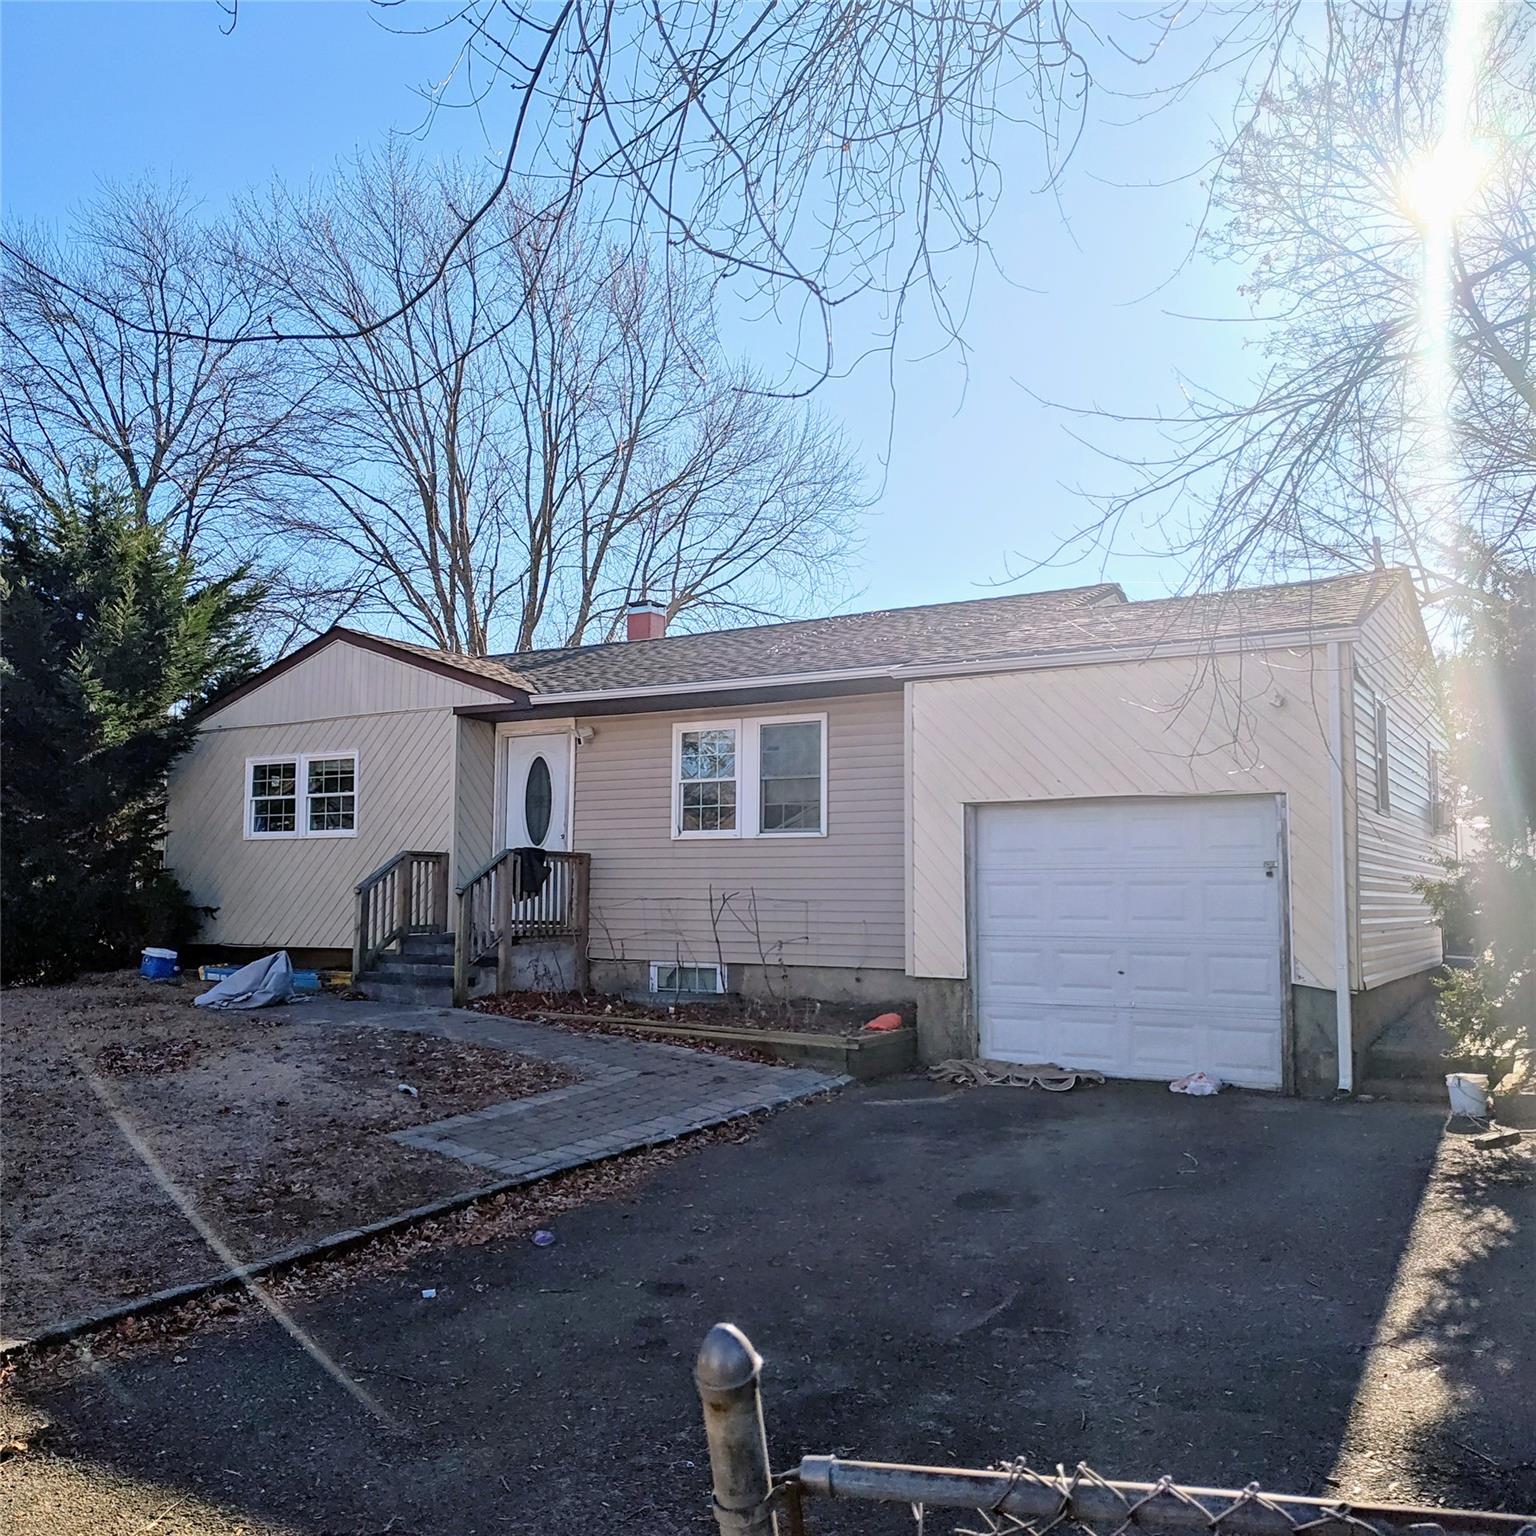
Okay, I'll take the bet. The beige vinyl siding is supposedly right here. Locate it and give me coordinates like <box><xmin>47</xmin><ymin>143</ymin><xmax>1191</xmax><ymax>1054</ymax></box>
<box><xmin>453</xmin><ymin>717</ymin><xmax>498</xmax><ymax>881</ymax></box>
<box><xmin>167</xmin><ymin>712</ymin><xmax>457</xmax><ymax>950</ymax></box>
<box><xmin>1350</xmin><ymin>585</ymin><xmax>1451</xmax><ymax>987</ymax></box>
<box><xmin>573</xmin><ymin>691</ymin><xmax>905</xmax><ymax>972</ymax></box>
<box><xmin>909</xmin><ymin>646</ymin><xmax>1341</xmax><ymax>986</ymax></box>
<box><xmin>168</xmin><ymin>641</ymin><xmax>505</xmax><ymax>951</ymax></box>
<box><xmin>208</xmin><ymin>639</ymin><xmax>505</xmax><ymax>727</ymax></box>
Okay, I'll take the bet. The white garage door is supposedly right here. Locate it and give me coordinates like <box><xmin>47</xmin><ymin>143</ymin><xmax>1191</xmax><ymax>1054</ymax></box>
<box><xmin>974</xmin><ymin>797</ymin><xmax>1284</xmax><ymax>1089</ymax></box>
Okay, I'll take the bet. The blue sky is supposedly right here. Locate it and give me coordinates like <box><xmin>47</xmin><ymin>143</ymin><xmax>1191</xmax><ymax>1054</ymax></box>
<box><xmin>2</xmin><ymin>1</ymin><xmax>1261</xmax><ymax>612</ymax></box>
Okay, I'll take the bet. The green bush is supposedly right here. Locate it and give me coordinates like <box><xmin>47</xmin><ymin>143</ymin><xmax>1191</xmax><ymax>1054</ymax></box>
<box><xmin>1</xmin><ymin>480</ymin><xmax>262</xmax><ymax>984</ymax></box>
<box><xmin>1423</xmin><ymin>551</ymin><xmax>1535</xmax><ymax>1087</ymax></box>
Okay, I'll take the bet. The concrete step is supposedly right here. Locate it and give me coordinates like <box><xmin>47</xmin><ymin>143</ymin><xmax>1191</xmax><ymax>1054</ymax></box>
<box><xmin>400</xmin><ymin>933</ymin><xmax>455</xmax><ymax>959</ymax></box>
<box><xmin>360</xmin><ymin>978</ymin><xmax>455</xmax><ymax>1007</ymax></box>
<box><xmin>364</xmin><ymin>960</ymin><xmax>455</xmax><ymax>987</ymax></box>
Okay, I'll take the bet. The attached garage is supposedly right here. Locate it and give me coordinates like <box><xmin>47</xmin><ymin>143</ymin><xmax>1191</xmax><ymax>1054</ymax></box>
<box><xmin>972</xmin><ymin>796</ymin><xmax>1286</xmax><ymax>1090</ymax></box>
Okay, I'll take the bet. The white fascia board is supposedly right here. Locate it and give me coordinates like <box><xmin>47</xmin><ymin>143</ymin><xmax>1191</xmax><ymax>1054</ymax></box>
<box><xmin>888</xmin><ymin>626</ymin><xmax>1363</xmax><ymax>681</ymax></box>
<box><xmin>529</xmin><ymin>664</ymin><xmax>895</xmax><ymax>705</ymax></box>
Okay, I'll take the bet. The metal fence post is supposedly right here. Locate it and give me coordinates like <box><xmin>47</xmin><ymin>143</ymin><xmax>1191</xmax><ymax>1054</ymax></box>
<box><xmin>696</xmin><ymin>1324</ymin><xmax>778</xmax><ymax>1536</ymax></box>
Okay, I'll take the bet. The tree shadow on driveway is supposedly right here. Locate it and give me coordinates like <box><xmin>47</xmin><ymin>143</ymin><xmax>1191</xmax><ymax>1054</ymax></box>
<box><xmin>3</xmin><ymin>1081</ymin><xmax>1531</xmax><ymax>1534</ymax></box>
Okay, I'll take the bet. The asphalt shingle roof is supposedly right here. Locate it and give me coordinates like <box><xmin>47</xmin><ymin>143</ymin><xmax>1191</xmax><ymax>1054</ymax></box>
<box><xmin>482</xmin><ymin>570</ymin><xmax>1400</xmax><ymax>696</ymax></box>
<box><xmin>338</xmin><ymin>630</ymin><xmax>538</xmax><ymax>692</ymax></box>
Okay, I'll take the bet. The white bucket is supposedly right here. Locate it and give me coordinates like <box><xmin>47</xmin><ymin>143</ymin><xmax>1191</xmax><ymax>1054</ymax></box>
<box><xmin>1445</xmin><ymin>1072</ymin><xmax>1489</xmax><ymax>1119</ymax></box>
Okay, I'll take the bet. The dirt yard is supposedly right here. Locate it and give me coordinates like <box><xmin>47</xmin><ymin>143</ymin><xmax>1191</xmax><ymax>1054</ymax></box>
<box><xmin>1</xmin><ymin>973</ymin><xmax>573</xmax><ymax>1343</ymax></box>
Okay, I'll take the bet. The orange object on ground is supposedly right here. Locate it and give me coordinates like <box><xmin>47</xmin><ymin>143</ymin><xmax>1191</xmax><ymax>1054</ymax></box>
<box><xmin>863</xmin><ymin>1012</ymin><xmax>903</xmax><ymax>1032</ymax></box>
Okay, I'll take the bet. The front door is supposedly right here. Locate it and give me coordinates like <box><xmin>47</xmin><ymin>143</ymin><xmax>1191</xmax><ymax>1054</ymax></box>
<box><xmin>503</xmin><ymin>734</ymin><xmax>572</xmax><ymax>851</ymax></box>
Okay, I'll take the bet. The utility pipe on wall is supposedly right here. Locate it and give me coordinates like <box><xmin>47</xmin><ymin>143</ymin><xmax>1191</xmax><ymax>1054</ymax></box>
<box><xmin>1326</xmin><ymin>640</ymin><xmax>1355</xmax><ymax>1093</ymax></box>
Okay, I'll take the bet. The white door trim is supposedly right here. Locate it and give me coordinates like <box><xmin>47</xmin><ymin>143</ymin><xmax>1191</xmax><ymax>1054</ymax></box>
<box><xmin>494</xmin><ymin>728</ymin><xmax>575</xmax><ymax>853</ymax></box>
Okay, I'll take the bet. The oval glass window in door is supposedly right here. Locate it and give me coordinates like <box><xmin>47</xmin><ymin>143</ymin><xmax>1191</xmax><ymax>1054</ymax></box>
<box><xmin>524</xmin><ymin>754</ymin><xmax>553</xmax><ymax>844</ymax></box>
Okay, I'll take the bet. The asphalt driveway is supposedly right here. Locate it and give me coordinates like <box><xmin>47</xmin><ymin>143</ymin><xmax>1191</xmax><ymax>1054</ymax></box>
<box><xmin>3</xmin><ymin>1080</ymin><xmax>1532</xmax><ymax>1534</ymax></box>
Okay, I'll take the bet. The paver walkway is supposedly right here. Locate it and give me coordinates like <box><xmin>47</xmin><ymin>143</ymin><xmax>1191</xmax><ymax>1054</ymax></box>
<box><xmin>300</xmin><ymin>996</ymin><xmax>846</xmax><ymax>1181</ymax></box>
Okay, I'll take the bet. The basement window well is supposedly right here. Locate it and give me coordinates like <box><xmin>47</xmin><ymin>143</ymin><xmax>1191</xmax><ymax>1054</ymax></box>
<box><xmin>650</xmin><ymin>962</ymin><xmax>726</xmax><ymax>996</ymax></box>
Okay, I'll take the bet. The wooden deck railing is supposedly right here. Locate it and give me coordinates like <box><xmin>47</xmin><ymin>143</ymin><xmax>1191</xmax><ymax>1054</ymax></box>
<box><xmin>453</xmin><ymin>848</ymin><xmax>590</xmax><ymax>1006</ymax></box>
<box><xmin>353</xmin><ymin>849</ymin><xmax>450</xmax><ymax>977</ymax></box>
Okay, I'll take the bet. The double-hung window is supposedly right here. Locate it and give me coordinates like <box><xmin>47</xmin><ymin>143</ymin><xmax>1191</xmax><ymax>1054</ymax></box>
<box><xmin>672</xmin><ymin>714</ymin><xmax>827</xmax><ymax>839</ymax></box>
<box><xmin>245</xmin><ymin>752</ymin><xmax>358</xmax><ymax>839</ymax></box>
<box><xmin>677</xmin><ymin>726</ymin><xmax>739</xmax><ymax>834</ymax></box>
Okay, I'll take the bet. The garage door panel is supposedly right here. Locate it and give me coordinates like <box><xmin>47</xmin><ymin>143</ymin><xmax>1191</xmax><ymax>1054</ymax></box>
<box><xmin>1201</xmin><ymin>878</ymin><xmax>1273</xmax><ymax>930</ymax></box>
<box><xmin>977</xmin><ymin>942</ymin><xmax>1049</xmax><ymax>991</ymax></box>
<box><xmin>1055</xmin><ymin>948</ymin><xmax>1121</xmax><ymax>1000</ymax></box>
<box><xmin>1126</xmin><ymin>1014</ymin><xmax>1212</xmax><ymax>1078</ymax></box>
<box><xmin>1122</xmin><ymin>950</ymin><xmax>1197</xmax><ymax>1001</ymax></box>
<box><xmin>1053</xmin><ymin>880</ymin><xmax>1119</xmax><ymax>928</ymax></box>
<box><xmin>983</xmin><ymin>1006</ymin><xmax>1126</xmax><ymax>1072</ymax></box>
<box><xmin>1207</xmin><ymin>954</ymin><xmax>1278</xmax><ymax>1002</ymax></box>
<box><xmin>1197</xmin><ymin>806</ymin><xmax>1277</xmax><ymax>857</ymax></box>
<box><xmin>1124</xmin><ymin>879</ymin><xmax>1196</xmax><ymax>926</ymax></box>
<box><xmin>976</xmin><ymin>798</ymin><xmax>1283</xmax><ymax>1089</ymax></box>
<box><xmin>977</xmin><ymin>873</ymin><xmax>1053</xmax><ymax>925</ymax></box>
<box><xmin>1204</xmin><ymin>1023</ymin><xmax>1282</xmax><ymax>1083</ymax></box>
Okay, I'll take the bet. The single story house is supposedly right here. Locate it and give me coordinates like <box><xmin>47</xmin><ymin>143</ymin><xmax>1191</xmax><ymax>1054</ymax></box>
<box><xmin>166</xmin><ymin>569</ymin><xmax>1452</xmax><ymax>1095</ymax></box>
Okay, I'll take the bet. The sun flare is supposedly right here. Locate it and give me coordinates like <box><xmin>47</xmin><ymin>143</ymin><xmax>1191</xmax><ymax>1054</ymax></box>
<box><xmin>1399</xmin><ymin>135</ymin><xmax>1493</xmax><ymax>227</ymax></box>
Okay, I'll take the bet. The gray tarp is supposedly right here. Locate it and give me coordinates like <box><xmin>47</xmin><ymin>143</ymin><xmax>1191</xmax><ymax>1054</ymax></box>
<box><xmin>192</xmin><ymin>951</ymin><xmax>299</xmax><ymax>1011</ymax></box>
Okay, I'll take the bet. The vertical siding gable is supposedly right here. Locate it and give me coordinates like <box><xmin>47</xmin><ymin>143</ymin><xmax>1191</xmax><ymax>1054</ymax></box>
<box><xmin>207</xmin><ymin>639</ymin><xmax>509</xmax><ymax>728</ymax></box>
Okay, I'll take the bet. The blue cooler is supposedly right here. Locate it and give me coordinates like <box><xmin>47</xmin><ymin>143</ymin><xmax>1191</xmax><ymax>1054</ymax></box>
<box><xmin>140</xmin><ymin>947</ymin><xmax>178</xmax><ymax>981</ymax></box>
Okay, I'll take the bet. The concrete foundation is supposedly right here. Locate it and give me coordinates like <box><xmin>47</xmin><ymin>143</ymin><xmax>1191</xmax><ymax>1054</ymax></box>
<box><xmin>910</xmin><ymin>976</ymin><xmax>973</xmax><ymax>1063</ymax></box>
<box><xmin>544</xmin><ymin>951</ymin><xmax>1443</xmax><ymax>1099</ymax></box>
<box><xmin>586</xmin><ymin>958</ymin><xmax>915</xmax><ymax>1014</ymax></box>
<box><xmin>469</xmin><ymin>941</ymin><xmax>582</xmax><ymax>998</ymax></box>
<box><xmin>1291</xmin><ymin>969</ymin><xmax>1440</xmax><ymax>1097</ymax></box>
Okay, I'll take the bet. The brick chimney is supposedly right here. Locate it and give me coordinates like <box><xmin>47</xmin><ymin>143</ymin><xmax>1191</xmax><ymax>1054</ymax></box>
<box><xmin>626</xmin><ymin>598</ymin><xmax>668</xmax><ymax>642</ymax></box>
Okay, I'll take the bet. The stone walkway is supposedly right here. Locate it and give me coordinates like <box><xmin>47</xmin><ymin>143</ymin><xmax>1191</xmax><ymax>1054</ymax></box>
<box><xmin>300</xmin><ymin>996</ymin><xmax>847</xmax><ymax>1182</ymax></box>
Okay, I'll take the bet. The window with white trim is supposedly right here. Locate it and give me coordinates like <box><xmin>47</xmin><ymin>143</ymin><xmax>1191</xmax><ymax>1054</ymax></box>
<box><xmin>245</xmin><ymin>753</ymin><xmax>357</xmax><ymax>839</ymax></box>
<box><xmin>248</xmin><ymin>760</ymin><xmax>298</xmax><ymax>835</ymax></box>
<box><xmin>1428</xmin><ymin>745</ymin><xmax>1452</xmax><ymax>834</ymax></box>
<box><xmin>759</xmin><ymin>719</ymin><xmax>823</xmax><ymax>833</ymax></box>
<box><xmin>1373</xmin><ymin>700</ymin><xmax>1392</xmax><ymax>815</ymax></box>
<box><xmin>671</xmin><ymin>714</ymin><xmax>827</xmax><ymax>838</ymax></box>
<box><xmin>676</xmin><ymin>725</ymin><xmax>738</xmax><ymax>834</ymax></box>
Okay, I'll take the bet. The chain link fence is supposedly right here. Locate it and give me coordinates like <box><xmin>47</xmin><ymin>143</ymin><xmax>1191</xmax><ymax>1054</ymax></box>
<box><xmin>695</xmin><ymin>1324</ymin><xmax>1535</xmax><ymax>1536</ymax></box>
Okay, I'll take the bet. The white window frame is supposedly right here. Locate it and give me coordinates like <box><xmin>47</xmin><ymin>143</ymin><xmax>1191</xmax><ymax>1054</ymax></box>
<box><xmin>648</xmin><ymin>960</ymin><xmax>727</xmax><ymax>995</ymax></box>
<box><xmin>1372</xmin><ymin>700</ymin><xmax>1392</xmax><ymax>815</ymax></box>
<box><xmin>669</xmin><ymin>713</ymin><xmax>828</xmax><ymax>840</ymax></box>
<box><xmin>244</xmin><ymin>751</ymin><xmax>359</xmax><ymax>841</ymax></box>
<box><xmin>1428</xmin><ymin>745</ymin><xmax>1452</xmax><ymax>834</ymax></box>
<box><xmin>671</xmin><ymin>719</ymin><xmax>744</xmax><ymax>840</ymax></box>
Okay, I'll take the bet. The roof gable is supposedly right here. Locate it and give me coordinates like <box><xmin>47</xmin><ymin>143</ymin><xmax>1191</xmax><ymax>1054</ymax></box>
<box><xmin>196</xmin><ymin>628</ymin><xmax>530</xmax><ymax>724</ymax></box>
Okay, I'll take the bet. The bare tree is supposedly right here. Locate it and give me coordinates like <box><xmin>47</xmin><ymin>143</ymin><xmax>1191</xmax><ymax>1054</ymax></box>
<box><xmin>1</xmin><ymin>182</ymin><xmax>310</xmax><ymax>570</ymax></box>
<box><xmin>1059</xmin><ymin>3</ymin><xmax>1536</xmax><ymax>602</ymax></box>
<box><xmin>4</xmin><ymin>4</ymin><xmax>1326</xmax><ymax>384</ymax></box>
<box><xmin>249</xmin><ymin>150</ymin><xmax>859</xmax><ymax>653</ymax></box>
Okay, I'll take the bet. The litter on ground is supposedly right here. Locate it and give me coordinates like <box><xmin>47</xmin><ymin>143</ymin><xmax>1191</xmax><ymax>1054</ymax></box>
<box><xmin>928</xmin><ymin>1059</ymin><xmax>1104</xmax><ymax>1091</ymax></box>
<box><xmin>1169</xmin><ymin>1071</ymin><xmax>1224</xmax><ymax>1095</ymax></box>
<box><xmin>193</xmin><ymin>951</ymin><xmax>298</xmax><ymax>1011</ymax></box>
